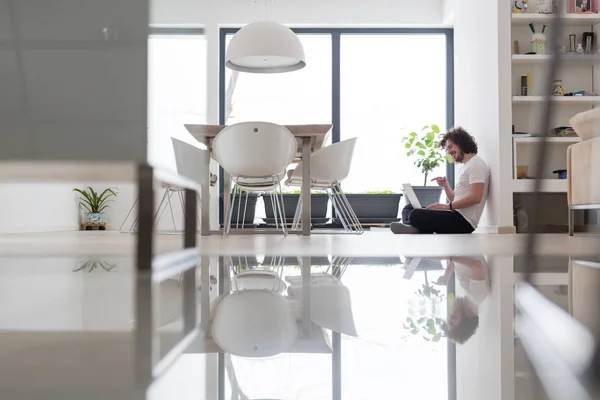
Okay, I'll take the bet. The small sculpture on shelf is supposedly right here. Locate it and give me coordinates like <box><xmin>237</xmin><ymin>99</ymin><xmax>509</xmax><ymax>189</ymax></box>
<box><xmin>552</xmin><ymin>80</ymin><xmax>565</xmax><ymax>96</ymax></box>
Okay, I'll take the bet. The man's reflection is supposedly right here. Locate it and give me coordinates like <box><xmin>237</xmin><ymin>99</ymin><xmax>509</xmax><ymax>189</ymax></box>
<box><xmin>433</xmin><ymin>256</ymin><xmax>490</xmax><ymax>344</ymax></box>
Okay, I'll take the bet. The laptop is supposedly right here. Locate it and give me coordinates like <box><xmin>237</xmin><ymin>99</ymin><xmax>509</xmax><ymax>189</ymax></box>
<box><xmin>402</xmin><ymin>183</ymin><xmax>423</xmax><ymax>209</ymax></box>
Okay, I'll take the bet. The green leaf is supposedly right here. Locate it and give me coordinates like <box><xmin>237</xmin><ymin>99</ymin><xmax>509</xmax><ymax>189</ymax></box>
<box><xmin>410</xmin><ymin>132</ymin><xmax>417</xmax><ymax>137</ymax></box>
<box><xmin>415</xmin><ymin>142</ymin><xmax>425</xmax><ymax>149</ymax></box>
<box><xmin>431</xmin><ymin>125</ymin><xmax>440</xmax><ymax>133</ymax></box>
<box><xmin>423</xmin><ymin>337</ymin><xmax>431</xmax><ymax>341</ymax></box>
<box><xmin>432</xmin><ymin>333</ymin><xmax>442</xmax><ymax>342</ymax></box>
<box><xmin>417</xmin><ymin>150</ymin><xmax>425</xmax><ymax>156</ymax></box>
<box><xmin>405</xmin><ymin>143</ymin><xmax>411</xmax><ymax>149</ymax></box>
<box><xmin>411</xmin><ymin>329</ymin><xmax>419</xmax><ymax>335</ymax></box>
<box><xmin>78</xmin><ymin>202</ymin><xmax>92</xmax><ymax>213</ymax></box>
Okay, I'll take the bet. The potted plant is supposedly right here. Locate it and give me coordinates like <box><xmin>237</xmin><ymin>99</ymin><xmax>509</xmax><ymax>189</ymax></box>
<box><xmin>402</xmin><ymin>269</ymin><xmax>445</xmax><ymax>342</ymax></box>
<box><xmin>402</xmin><ymin>124</ymin><xmax>453</xmax><ymax>207</ymax></box>
<box><xmin>340</xmin><ymin>190</ymin><xmax>403</xmax><ymax>224</ymax></box>
<box><xmin>262</xmin><ymin>189</ymin><xmax>329</xmax><ymax>225</ymax></box>
<box><xmin>73</xmin><ymin>187</ymin><xmax>118</xmax><ymax>230</ymax></box>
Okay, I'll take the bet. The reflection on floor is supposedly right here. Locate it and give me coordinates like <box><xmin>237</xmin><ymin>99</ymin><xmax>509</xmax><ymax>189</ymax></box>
<box><xmin>0</xmin><ymin>232</ymin><xmax>598</xmax><ymax>399</ymax></box>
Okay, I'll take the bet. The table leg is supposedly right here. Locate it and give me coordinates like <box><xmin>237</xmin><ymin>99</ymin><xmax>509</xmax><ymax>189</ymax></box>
<box><xmin>200</xmin><ymin>256</ymin><xmax>210</xmax><ymax>337</ymax></box>
<box><xmin>302</xmin><ymin>138</ymin><xmax>311</xmax><ymax>236</ymax></box>
<box><xmin>301</xmin><ymin>255</ymin><xmax>312</xmax><ymax>336</ymax></box>
<box><xmin>200</xmin><ymin>138</ymin><xmax>210</xmax><ymax>236</ymax></box>
<box><xmin>332</xmin><ymin>331</ymin><xmax>341</xmax><ymax>400</ymax></box>
<box><xmin>222</xmin><ymin>171</ymin><xmax>231</xmax><ymax>233</ymax></box>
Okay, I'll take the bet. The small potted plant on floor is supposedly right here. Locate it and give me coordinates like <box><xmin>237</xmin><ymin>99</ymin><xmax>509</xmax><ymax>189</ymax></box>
<box><xmin>342</xmin><ymin>190</ymin><xmax>403</xmax><ymax>224</ymax></box>
<box><xmin>262</xmin><ymin>189</ymin><xmax>329</xmax><ymax>225</ymax></box>
<box><xmin>73</xmin><ymin>187</ymin><xmax>118</xmax><ymax>230</ymax></box>
<box><xmin>402</xmin><ymin>124</ymin><xmax>453</xmax><ymax>207</ymax></box>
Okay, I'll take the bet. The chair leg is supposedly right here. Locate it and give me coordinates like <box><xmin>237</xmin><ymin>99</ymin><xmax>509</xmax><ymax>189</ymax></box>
<box><xmin>241</xmin><ymin>193</ymin><xmax>249</xmax><ymax>229</ymax></box>
<box><xmin>225</xmin><ymin>186</ymin><xmax>236</xmax><ymax>236</ymax></box>
<box><xmin>153</xmin><ymin>189</ymin><xmax>171</xmax><ymax>230</ymax></box>
<box><xmin>166</xmin><ymin>190</ymin><xmax>177</xmax><ymax>231</ymax></box>
<box><xmin>329</xmin><ymin>189</ymin><xmax>349</xmax><ymax>231</ymax></box>
<box><xmin>270</xmin><ymin>192</ymin><xmax>280</xmax><ymax>229</ymax></box>
<box><xmin>235</xmin><ymin>190</ymin><xmax>242</xmax><ymax>229</ymax></box>
<box><xmin>276</xmin><ymin>181</ymin><xmax>288</xmax><ymax>236</ymax></box>
<box><xmin>119</xmin><ymin>197</ymin><xmax>139</xmax><ymax>233</ymax></box>
<box><xmin>568</xmin><ymin>207</ymin><xmax>574</xmax><ymax>236</ymax></box>
<box><xmin>335</xmin><ymin>185</ymin><xmax>364</xmax><ymax>234</ymax></box>
<box><xmin>292</xmin><ymin>195</ymin><xmax>302</xmax><ymax>230</ymax></box>
<box><xmin>331</xmin><ymin>185</ymin><xmax>363</xmax><ymax>234</ymax></box>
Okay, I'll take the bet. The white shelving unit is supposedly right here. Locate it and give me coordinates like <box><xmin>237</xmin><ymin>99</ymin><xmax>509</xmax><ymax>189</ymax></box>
<box><xmin>512</xmin><ymin>95</ymin><xmax>600</xmax><ymax>103</ymax></box>
<box><xmin>509</xmin><ymin>6</ymin><xmax>600</xmax><ymax>233</ymax></box>
<box><xmin>512</xmin><ymin>54</ymin><xmax>600</xmax><ymax>64</ymax></box>
<box><xmin>511</xmin><ymin>13</ymin><xmax>600</xmax><ymax>26</ymax></box>
<box><xmin>512</xmin><ymin>179</ymin><xmax>568</xmax><ymax>193</ymax></box>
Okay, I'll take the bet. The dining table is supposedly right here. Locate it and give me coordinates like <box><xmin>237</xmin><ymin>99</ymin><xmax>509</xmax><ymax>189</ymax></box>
<box><xmin>184</xmin><ymin>123</ymin><xmax>333</xmax><ymax>236</ymax></box>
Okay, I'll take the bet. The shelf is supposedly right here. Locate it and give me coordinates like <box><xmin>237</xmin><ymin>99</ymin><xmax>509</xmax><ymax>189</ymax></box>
<box><xmin>512</xmin><ymin>54</ymin><xmax>600</xmax><ymax>64</ymax></box>
<box><xmin>512</xmin><ymin>95</ymin><xmax>600</xmax><ymax>104</ymax></box>
<box><xmin>512</xmin><ymin>179</ymin><xmax>567</xmax><ymax>193</ymax></box>
<box><xmin>513</xmin><ymin>136</ymin><xmax>581</xmax><ymax>143</ymax></box>
<box><xmin>511</xmin><ymin>13</ymin><xmax>600</xmax><ymax>26</ymax></box>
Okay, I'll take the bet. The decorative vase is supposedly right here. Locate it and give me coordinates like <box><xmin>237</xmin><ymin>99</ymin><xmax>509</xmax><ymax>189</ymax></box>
<box><xmin>86</xmin><ymin>213</ymin><xmax>105</xmax><ymax>223</ymax></box>
<box><xmin>552</xmin><ymin>80</ymin><xmax>564</xmax><ymax>96</ymax></box>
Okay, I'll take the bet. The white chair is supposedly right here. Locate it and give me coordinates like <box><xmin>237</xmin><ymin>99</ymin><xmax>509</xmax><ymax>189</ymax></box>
<box><xmin>212</xmin><ymin>263</ymin><xmax>298</xmax><ymax>358</ymax></box>
<box><xmin>286</xmin><ymin>256</ymin><xmax>358</xmax><ymax>337</ymax></box>
<box><xmin>285</xmin><ymin>137</ymin><xmax>363</xmax><ymax>234</ymax></box>
<box><xmin>213</xmin><ymin>121</ymin><xmax>297</xmax><ymax>235</ymax></box>
<box><xmin>119</xmin><ymin>138</ymin><xmax>208</xmax><ymax>233</ymax></box>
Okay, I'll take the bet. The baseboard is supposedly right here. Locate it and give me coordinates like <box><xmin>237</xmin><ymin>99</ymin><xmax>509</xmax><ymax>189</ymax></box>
<box><xmin>0</xmin><ymin>225</ymin><xmax>79</xmax><ymax>234</ymax></box>
<box><xmin>498</xmin><ymin>225</ymin><xmax>517</xmax><ymax>234</ymax></box>
<box><xmin>474</xmin><ymin>225</ymin><xmax>516</xmax><ymax>234</ymax></box>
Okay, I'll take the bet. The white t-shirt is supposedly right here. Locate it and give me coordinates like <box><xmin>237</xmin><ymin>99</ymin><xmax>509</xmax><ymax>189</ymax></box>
<box><xmin>453</xmin><ymin>154</ymin><xmax>490</xmax><ymax>228</ymax></box>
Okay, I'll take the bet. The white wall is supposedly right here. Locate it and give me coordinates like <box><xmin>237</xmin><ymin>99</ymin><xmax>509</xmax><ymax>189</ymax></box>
<box><xmin>453</xmin><ymin>0</ymin><xmax>513</xmax><ymax>230</ymax></box>
<box><xmin>152</xmin><ymin>0</ymin><xmax>444</xmax><ymax>26</ymax></box>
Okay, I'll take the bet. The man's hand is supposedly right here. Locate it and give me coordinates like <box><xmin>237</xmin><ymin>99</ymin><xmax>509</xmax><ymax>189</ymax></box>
<box><xmin>431</xmin><ymin>176</ymin><xmax>449</xmax><ymax>187</ymax></box>
<box><xmin>426</xmin><ymin>202</ymin><xmax>451</xmax><ymax>210</ymax></box>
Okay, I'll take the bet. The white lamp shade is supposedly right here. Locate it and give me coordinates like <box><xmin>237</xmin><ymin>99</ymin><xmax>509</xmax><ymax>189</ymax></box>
<box><xmin>226</xmin><ymin>21</ymin><xmax>306</xmax><ymax>73</ymax></box>
<box><xmin>212</xmin><ymin>291</ymin><xmax>298</xmax><ymax>357</ymax></box>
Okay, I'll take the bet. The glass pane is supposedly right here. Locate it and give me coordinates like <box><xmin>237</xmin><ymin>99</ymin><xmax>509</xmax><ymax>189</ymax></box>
<box><xmin>224</xmin><ymin>33</ymin><xmax>332</xmax><ymax>221</ymax></box>
<box><xmin>340</xmin><ymin>35</ymin><xmax>447</xmax><ymax>194</ymax></box>
<box><xmin>148</xmin><ymin>34</ymin><xmax>207</xmax><ymax>170</ymax></box>
<box><xmin>225</xmin><ymin>34</ymin><xmax>332</xmax><ymax>125</ymax></box>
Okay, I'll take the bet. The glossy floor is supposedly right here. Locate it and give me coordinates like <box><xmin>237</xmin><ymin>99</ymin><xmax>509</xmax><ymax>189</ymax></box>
<box><xmin>1</xmin><ymin>246</ymin><xmax>598</xmax><ymax>400</ymax></box>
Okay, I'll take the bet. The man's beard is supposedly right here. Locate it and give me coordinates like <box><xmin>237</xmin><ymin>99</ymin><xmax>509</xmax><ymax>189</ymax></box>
<box><xmin>454</xmin><ymin>151</ymin><xmax>465</xmax><ymax>162</ymax></box>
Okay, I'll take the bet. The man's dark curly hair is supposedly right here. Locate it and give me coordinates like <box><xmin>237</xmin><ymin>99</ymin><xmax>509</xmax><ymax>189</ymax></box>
<box><xmin>439</xmin><ymin>127</ymin><xmax>478</xmax><ymax>154</ymax></box>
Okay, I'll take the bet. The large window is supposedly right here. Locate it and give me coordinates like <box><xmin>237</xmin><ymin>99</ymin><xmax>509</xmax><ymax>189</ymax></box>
<box><xmin>220</xmin><ymin>29</ymin><xmax>452</xmax><ymax>194</ymax></box>
<box><xmin>148</xmin><ymin>29</ymin><xmax>207</xmax><ymax>171</ymax></box>
<box><xmin>224</xmin><ymin>34</ymin><xmax>332</xmax><ymax>125</ymax></box>
<box><xmin>340</xmin><ymin>34</ymin><xmax>447</xmax><ymax>193</ymax></box>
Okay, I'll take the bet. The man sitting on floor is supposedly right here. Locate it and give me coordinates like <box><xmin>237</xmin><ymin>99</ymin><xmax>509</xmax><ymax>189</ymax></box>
<box><xmin>391</xmin><ymin>127</ymin><xmax>490</xmax><ymax>234</ymax></box>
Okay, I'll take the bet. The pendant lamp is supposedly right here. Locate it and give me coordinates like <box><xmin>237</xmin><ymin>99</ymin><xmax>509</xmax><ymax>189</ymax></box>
<box><xmin>225</xmin><ymin>2</ymin><xmax>305</xmax><ymax>73</ymax></box>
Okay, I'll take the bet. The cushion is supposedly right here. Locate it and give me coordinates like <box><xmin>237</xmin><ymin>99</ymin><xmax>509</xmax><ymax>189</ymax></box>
<box><xmin>569</xmin><ymin>107</ymin><xmax>600</xmax><ymax>141</ymax></box>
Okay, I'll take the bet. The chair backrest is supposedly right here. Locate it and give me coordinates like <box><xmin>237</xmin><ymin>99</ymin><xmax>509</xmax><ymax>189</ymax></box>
<box><xmin>213</xmin><ymin>121</ymin><xmax>297</xmax><ymax>178</ymax></box>
<box><xmin>171</xmin><ymin>137</ymin><xmax>209</xmax><ymax>186</ymax></box>
<box><xmin>292</xmin><ymin>137</ymin><xmax>357</xmax><ymax>183</ymax></box>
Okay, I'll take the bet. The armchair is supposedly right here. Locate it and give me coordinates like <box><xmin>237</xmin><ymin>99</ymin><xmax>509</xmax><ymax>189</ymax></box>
<box><xmin>567</xmin><ymin>109</ymin><xmax>600</xmax><ymax>235</ymax></box>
